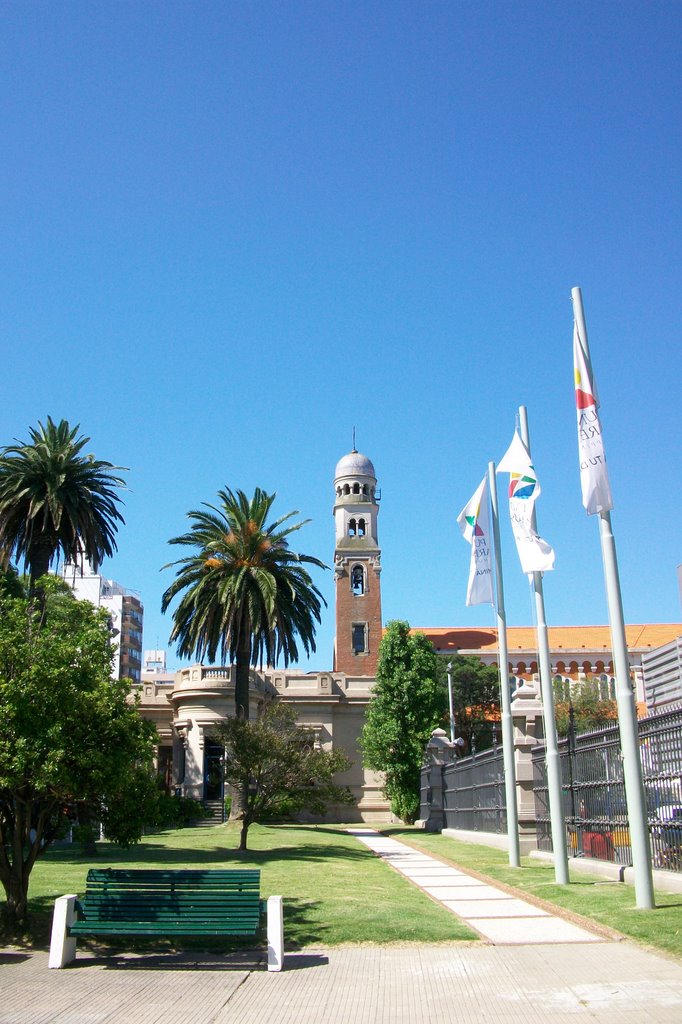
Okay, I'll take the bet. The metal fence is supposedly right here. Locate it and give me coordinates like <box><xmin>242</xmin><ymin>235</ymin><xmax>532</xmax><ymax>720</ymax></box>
<box><xmin>533</xmin><ymin>704</ymin><xmax>682</xmax><ymax>872</ymax></box>
<box><xmin>442</xmin><ymin>742</ymin><xmax>507</xmax><ymax>834</ymax></box>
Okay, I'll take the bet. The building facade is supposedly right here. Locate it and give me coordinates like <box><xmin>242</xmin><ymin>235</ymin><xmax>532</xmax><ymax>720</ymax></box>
<box><xmin>133</xmin><ymin>447</ymin><xmax>682</xmax><ymax>821</ymax></box>
<box><xmin>62</xmin><ymin>560</ymin><xmax>144</xmax><ymax>685</ymax></box>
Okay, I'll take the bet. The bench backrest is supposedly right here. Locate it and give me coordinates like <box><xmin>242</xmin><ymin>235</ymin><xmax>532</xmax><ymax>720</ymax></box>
<box><xmin>77</xmin><ymin>868</ymin><xmax>263</xmax><ymax>932</ymax></box>
<box><xmin>85</xmin><ymin>868</ymin><xmax>260</xmax><ymax>895</ymax></box>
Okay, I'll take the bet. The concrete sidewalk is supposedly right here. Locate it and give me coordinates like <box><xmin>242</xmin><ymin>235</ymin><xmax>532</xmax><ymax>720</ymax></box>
<box><xmin>347</xmin><ymin>828</ymin><xmax>605</xmax><ymax>944</ymax></box>
<box><xmin>4</xmin><ymin>830</ymin><xmax>682</xmax><ymax>1023</ymax></box>
<box><xmin>3</xmin><ymin>942</ymin><xmax>682</xmax><ymax>1023</ymax></box>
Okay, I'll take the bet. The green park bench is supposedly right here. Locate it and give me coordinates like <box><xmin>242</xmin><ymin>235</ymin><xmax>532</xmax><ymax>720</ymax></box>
<box><xmin>49</xmin><ymin>867</ymin><xmax>284</xmax><ymax>971</ymax></box>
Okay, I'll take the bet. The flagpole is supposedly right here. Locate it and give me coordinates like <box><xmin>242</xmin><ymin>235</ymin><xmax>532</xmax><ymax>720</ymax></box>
<box><xmin>488</xmin><ymin>461</ymin><xmax>521</xmax><ymax>868</ymax></box>
<box><xmin>518</xmin><ymin>406</ymin><xmax>569</xmax><ymax>884</ymax></box>
<box><xmin>571</xmin><ymin>287</ymin><xmax>654</xmax><ymax>909</ymax></box>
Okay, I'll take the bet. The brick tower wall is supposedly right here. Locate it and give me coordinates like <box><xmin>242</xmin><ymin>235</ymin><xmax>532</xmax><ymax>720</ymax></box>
<box><xmin>334</xmin><ymin>561</ymin><xmax>382</xmax><ymax>676</ymax></box>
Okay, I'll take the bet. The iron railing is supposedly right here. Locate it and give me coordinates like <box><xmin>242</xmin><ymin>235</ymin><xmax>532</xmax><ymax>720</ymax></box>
<box><xmin>442</xmin><ymin>742</ymin><xmax>506</xmax><ymax>834</ymax></box>
<box><xmin>533</xmin><ymin>704</ymin><xmax>682</xmax><ymax>872</ymax></box>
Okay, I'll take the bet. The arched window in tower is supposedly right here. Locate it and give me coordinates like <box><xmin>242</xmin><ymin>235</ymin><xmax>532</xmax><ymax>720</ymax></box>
<box><xmin>348</xmin><ymin>518</ymin><xmax>357</xmax><ymax>536</ymax></box>
<box><xmin>362</xmin><ymin>484</ymin><xmax>368</xmax><ymax>494</ymax></box>
<box><xmin>357</xmin><ymin>518</ymin><xmax>366</xmax><ymax>536</ymax></box>
<box><xmin>353</xmin><ymin>483</ymin><xmax>360</xmax><ymax>494</ymax></box>
<box><xmin>351</xmin><ymin>564</ymin><xmax>365</xmax><ymax>596</ymax></box>
<box><xmin>343</xmin><ymin>484</ymin><xmax>350</xmax><ymax>495</ymax></box>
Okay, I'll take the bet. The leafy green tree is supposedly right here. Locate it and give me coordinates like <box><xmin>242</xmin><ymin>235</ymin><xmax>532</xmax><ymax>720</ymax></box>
<box><xmin>0</xmin><ymin>418</ymin><xmax>126</xmax><ymax>589</ymax></box>
<box><xmin>438</xmin><ymin>654</ymin><xmax>502</xmax><ymax>754</ymax></box>
<box><xmin>216</xmin><ymin>704</ymin><xmax>353</xmax><ymax>850</ymax></box>
<box><xmin>162</xmin><ymin>488</ymin><xmax>326</xmax><ymax>722</ymax></box>
<box><xmin>361</xmin><ymin>621</ymin><xmax>446</xmax><ymax>823</ymax></box>
<box><xmin>553</xmin><ymin>677</ymin><xmax>618</xmax><ymax>737</ymax></box>
<box><xmin>0</xmin><ymin>577</ymin><xmax>158</xmax><ymax>931</ymax></box>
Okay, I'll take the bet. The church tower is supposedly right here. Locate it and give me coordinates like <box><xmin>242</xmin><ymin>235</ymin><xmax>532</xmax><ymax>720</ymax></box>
<box><xmin>333</xmin><ymin>449</ymin><xmax>382</xmax><ymax>675</ymax></box>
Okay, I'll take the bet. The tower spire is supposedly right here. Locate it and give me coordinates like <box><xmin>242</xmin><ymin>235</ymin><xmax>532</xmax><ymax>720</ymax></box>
<box><xmin>352</xmin><ymin>426</ymin><xmax>357</xmax><ymax>453</ymax></box>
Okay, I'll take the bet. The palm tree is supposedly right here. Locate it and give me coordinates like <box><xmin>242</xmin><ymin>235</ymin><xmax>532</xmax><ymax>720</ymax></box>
<box><xmin>0</xmin><ymin>418</ymin><xmax>126</xmax><ymax>587</ymax></box>
<box><xmin>161</xmin><ymin>488</ymin><xmax>327</xmax><ymax>721</ymax></box>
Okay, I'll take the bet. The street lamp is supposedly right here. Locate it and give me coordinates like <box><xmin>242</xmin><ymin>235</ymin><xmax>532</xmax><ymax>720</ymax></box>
<box><xmin>447</xmin><ymin>661</ymin><xmax>455</xmax><ymax>744</ymax></box>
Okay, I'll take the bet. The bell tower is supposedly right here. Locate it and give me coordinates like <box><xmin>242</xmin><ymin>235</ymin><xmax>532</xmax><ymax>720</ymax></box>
<box><xmin>333</xmin><ymin>449</ymin><xmax>382</xmax><ymax>675</ymax></box>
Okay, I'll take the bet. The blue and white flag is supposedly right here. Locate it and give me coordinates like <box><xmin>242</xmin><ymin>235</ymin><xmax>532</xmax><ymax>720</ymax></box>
<box><xmin>497</xmin><ymin>431</ymin><xmax>555</xmax><ymax>575</ymax></box>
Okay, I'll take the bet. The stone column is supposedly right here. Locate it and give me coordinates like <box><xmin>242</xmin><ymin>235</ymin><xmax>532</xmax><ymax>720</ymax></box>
<box><xmin>511</xmin><ymin>679</ymin><xmax>544</xmax><ymax>854</ymax></box>
<box><xmin>415</xmin><ymin>728</ymin><xmax>456</xmax><ymax>832</ymax></box>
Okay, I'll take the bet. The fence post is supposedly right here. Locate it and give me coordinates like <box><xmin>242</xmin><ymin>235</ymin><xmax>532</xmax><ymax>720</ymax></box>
<box><xmin>511</xmin><ymin>679</ymin><xmax>544</xmax><ymax>854</ymax></box>
<box><xmin>415</xmin><ymin>728</ymin><xmax>456</xmax><ymax>832</ymax></box>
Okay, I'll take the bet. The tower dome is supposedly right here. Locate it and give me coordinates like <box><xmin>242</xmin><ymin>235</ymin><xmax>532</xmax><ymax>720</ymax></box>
<box><xmin>334</xmin><ymin>450</ymin><xmax>376</xmax><ymax>482</ymax></box>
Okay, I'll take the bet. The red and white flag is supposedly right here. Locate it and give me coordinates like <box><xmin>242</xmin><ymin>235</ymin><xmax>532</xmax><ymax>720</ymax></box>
<box><xmin>573</xmin><ymin>320</ymin><xmax>613</xmax><ymax>515</ymax></box>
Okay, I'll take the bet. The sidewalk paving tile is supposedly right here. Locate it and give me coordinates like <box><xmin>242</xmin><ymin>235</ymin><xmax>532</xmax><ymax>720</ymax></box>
<box><xmin>443</xmin><ymin>897</ymin><xmax>550</xmax><ymax>918</ymax></box>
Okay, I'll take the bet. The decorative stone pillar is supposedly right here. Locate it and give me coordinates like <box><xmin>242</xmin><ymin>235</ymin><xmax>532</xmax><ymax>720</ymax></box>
<box><xmin>415</xmin><ymin>728</ymin><xmax>457</xmax><ymax>832</ymax></box>
<box><xmin>511</xmin><ymin>679</ymin><xmax>544</xmax><ymax>854</ymax></box>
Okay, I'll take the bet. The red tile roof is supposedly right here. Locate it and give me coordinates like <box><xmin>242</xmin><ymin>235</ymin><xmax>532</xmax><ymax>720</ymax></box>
<box><xmin>412</xmin><ymin>624</ymin><xmax>682</xmax><ymax>654</ymax></box>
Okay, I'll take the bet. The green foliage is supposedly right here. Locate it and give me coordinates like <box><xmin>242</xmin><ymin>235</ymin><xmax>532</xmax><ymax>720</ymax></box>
<box><xmin>153</xmin><ymin>794</ymin><xmax>206</xmax><ymax>829</ymax></box>
<box><xmin>438</xmin><ymin>654</ymin><xmax>502</xmax><ymax>753</ymax></box>
<box><xmin>215</xmin><ymin>703</ymin><xmax>353</xmax><ymax>849</ymax></box>
<box><xmin>553</xmin><ymin>677</ymin><xmax>618</xmax><ymax>736</ymax></box>
<box><xmin>0</xmin><ymin>417</ymin><xmax>126</xmax><ymax>585</ymax></box>
<box><xmin>162</xmin><ymin>487</ymin><xmax>327</xmax><ymax>720</ymax></box>
<box><xmin>0</xmin><ymin>577</ymin><xmax>158</xmax><ymax>929</ymax></box>
<box><xmin>361</xmin><ymin>621</ymin><xmax>446</xmax><ymax>823</ymax></box>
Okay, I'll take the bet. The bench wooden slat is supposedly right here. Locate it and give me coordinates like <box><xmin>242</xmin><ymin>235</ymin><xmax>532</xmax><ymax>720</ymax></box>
<box><xmin>68</xmin><ymin>868</ymin><xmax>264</xmax><ymax>941</ymax></box>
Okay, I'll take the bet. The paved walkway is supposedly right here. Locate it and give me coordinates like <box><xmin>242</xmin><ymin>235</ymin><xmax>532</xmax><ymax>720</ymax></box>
<box><xmin>3</xmin><ymin>830</ymin><xmax>682</xmax><ymax>1023</ymax></box>
<box><xmin>347</xmin><ymin>828</ymin><xmax>604</xmax><ymax>944</ymax></box>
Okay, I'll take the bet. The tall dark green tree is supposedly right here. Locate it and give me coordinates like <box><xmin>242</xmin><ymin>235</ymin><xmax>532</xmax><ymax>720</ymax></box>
<box><xmin>162</xmin><ymin>488</ymin><xmax>326</xmax><ymax>721</ymax></box>
<box><xmin>361</xmin><ymin>621</ymin><xmax>446</xmax><ymax>823</ymax></box>
<box><xmin>0</xmin><ymin>418</ymin><xmax>126</xmax><ymax>588</ymax></box>
<box><xmin>0</xmin><ymin>577</ymin><xmax>158</xmax><ymax>931</ymax></box>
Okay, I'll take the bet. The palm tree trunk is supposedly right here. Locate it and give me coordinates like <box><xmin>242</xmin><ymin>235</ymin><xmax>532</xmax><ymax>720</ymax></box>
<box><xmin>234</xmin><ymin>634</ymin><xmax>250</xmax><ymax>721</ymax></box>
<box><xmin>27</xmin><ymin>543</ymin><xmax>52</xmax><ymax>589</ymax></box>
<box><xmin>229</xmin><ymin>636</ymin><xmax>251</xmax><ymax>821</ymax></box>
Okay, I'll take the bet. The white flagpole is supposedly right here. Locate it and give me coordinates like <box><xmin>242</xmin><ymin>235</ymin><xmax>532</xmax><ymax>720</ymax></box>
<box><xmin>518</xmin><ymin>406</ymin><xmax>569</xmax><ymax>884</ymax></box>
<box><xmin>571</xmin><ymin>287</ymin><xmax>654</xmax><ymax>909</ymax></box>
<box><xmin>488</xmin><ymin>461</ymin><xmax>521</xmax><ymax>868</ymax></box>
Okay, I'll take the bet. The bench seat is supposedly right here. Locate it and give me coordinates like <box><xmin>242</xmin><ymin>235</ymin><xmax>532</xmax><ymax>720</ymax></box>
<box><xmin>49</xmin><ymin>868</ymin><xmax>284</xmax><ymax>971</ymax></box>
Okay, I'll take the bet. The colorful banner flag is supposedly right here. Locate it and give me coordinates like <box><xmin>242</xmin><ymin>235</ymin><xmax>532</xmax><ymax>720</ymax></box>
<box><xmin>573</xmin><ymin>320</ymin><xmax>614</xmax><ymax>515</ymax></box>
<box><xmin>457</xmin><ymin>476</ymin><xmax>494</xmax><ymax>606</ymax></box>
<box><xmin>497</xmin><ymin>431</ymin><xmax>555</xmax><ymax>575</ymax></box>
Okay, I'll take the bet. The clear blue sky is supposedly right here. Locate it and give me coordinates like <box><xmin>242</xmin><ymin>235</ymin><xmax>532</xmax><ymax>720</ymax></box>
<box><xmin>2</xmin><ymin>1</ymin><xmax>680</xmax><ymax>670</ymax></box>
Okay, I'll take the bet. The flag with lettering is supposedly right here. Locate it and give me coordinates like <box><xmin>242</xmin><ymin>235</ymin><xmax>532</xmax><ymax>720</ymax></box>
<box><xmin>574</xmin><ymin>320</ymin><xmax>614</xmax><ymax>514</ymax></box>
<box><xmin>497</xmin><ymin>431</ymin><xmax>555</xmax><ymax>574</ymax></box>
<box><xmin>457</xmin><ymin>476</ymin><xmax>494</xmax><ymax>606</ymax></box>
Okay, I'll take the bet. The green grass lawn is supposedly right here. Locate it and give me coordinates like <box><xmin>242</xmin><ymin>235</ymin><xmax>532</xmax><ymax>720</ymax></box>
<box><xmin>383</xmin><ymin>827</ymin><xmax>682</xmax><ymax>960</ymax></box>
<box><xmin>6</xmin><ymin>823</ymin><xmax>682</xmax><ymax>959</ymax></box>
<box><xmin>6</xmin><ymin>823</ymin><xmax>476</xmax><ymax>950</ymax></box>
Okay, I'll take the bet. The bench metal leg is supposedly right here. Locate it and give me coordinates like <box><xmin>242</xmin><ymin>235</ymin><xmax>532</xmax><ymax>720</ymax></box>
<box><xmin>266</xmin><ymin>895</ymin><xmax>284</xmax><ymax>972</ymax></box>
<box><xmin>49</xmin><ymin>895</ymin><xmax>78</xmax><ymax>969</ymax></box>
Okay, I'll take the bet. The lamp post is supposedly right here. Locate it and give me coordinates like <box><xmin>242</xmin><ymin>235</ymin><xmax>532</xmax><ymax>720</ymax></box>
<box><xmin>447</xmin><ymin>661</ymin><xmax>456</xmax><ymax>744</ymax></box>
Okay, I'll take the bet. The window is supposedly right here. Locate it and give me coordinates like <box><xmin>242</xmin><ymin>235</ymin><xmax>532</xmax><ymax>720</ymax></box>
<box><xmin>352</xmin><ymin>623</ymin><xmax>367</xmax><ymax>654</ymax></box>
<box><xmin>353</xmin><ymin>483</ymin><xmax>360</xmax><ymax>494</ymax></box>
<box><xmin>351</xmin><ymin>564</ymin><xmax>365</xmax><ymax>596</ymax></box>
<box><xmin>357</xmin><ymin>518</ymin><xmax>366</xmax><ymax>536</ymax></box>
<box><xmin>348</xmin><ymin>518</ymin><xmax>356</xmax><ymax>536</ymax></box>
